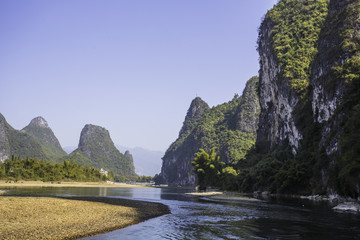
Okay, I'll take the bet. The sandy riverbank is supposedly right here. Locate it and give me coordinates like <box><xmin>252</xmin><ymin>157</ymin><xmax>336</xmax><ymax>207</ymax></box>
<box><xmin>209</xmin><ymin>194</ymin><xmax>261</xmax><ymax>202</ymax></box>
<box><xmin>185</xmin><ymin>191</ymin><xmax>223</xmax><ymax>196</ymax></box>
<box><xmin>0</xmin><ymin>180</ymin><xmax>147</xmax><ymax>188</ymax></box>
<box><xmin>0</xmin><ymin>196</ymin><xmax>170</xmax><ymax>240</ymax></box>
<box><xmin>186</xmin><ymin>191</ymin><xmax>261</xmax><ymax>202</ymax></box>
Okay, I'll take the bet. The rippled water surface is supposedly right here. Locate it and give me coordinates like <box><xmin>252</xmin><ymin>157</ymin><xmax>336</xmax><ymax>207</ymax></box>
<box><xmin>4</xmin><ymin>186</ymin><xmax>360</xmax><ymax>239</ymax></box>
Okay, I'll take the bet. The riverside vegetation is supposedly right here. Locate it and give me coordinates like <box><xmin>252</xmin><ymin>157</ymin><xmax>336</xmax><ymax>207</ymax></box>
<box><xmin>0</xmin><ymin>156</ymin><xmax>111</xmax><ymax>182</ymax></box>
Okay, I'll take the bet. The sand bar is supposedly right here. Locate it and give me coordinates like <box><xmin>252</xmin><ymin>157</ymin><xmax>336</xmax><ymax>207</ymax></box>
<box><xmin>209</xmin><ymin>194</ymin><xmax>261</xmax><ymax>202</ymax></box>
<box><xmin>0</xmin><ymin>180</ymin><xmax>147</xmax><ymax>188</ymax></box>
<box><xmin>0</xmin><ymin>196</ymin><xmax>169</xmax><ymax>240</ymax></box>
<box><xmin>185</xmin><ymin>191</ymin><xmax>223</xmax><ymax>196</ymax></box>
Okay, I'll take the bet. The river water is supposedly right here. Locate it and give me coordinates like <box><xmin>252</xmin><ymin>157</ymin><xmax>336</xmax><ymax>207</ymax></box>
<box><xmin>3</xmin><ymin>186</ymin><xmax>360</xmax><ymax>239</ymax></box>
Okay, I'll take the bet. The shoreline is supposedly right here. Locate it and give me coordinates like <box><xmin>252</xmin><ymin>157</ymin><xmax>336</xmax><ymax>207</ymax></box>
<box><xmin>0</xmin><ymin>180</ymin><xmax>148</xmax><ymax>188</ymax></box>
<box><xmin>186</xmin><ymin>191</ymin><xmax>261</xmax><ymax>202</ymax></box>
<box><xmin>0</xmin><ymin>195</ymin><xmax>170</xmax><ymax>239</ymax></box>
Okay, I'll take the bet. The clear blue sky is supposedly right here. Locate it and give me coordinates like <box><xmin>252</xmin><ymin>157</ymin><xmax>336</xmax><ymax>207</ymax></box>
<box><xmin>0</xmin><ymin>0</ymin><xmax>277</xmax><ymax>152</ymax></box>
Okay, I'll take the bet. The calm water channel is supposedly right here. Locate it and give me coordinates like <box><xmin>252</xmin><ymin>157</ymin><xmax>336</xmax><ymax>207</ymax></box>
<box><xmin>3</xmin><ymin>186</ymin><xmax>360</xmax><ymax>239</ymax></box>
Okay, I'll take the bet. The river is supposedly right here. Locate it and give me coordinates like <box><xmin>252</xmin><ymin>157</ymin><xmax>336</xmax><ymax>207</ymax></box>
<box><xmin>3</xmin><ymin>186</ymin><xmax>360</xmax><ymax>239</ymax></box>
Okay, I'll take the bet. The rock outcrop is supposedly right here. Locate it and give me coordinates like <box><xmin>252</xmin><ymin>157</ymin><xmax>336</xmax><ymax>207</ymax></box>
<box><xmin>159</xmin><ymin>97</ymin><xmax>209</xmax><ymax>186</ymax></box>
<box><xmin>0</xmin><ymin>114</ymin><xmax>11</xmax><ymax>162</ymax></box>
<box><xmin>253</xmin><ymin>0</ymin><xmax>360</xmax><ymax>197</ymax></box>
<box><xmin>160</xmin><ymin>77</ymin><xmax>260</xmax><ymax>186</ymax></box>
<box><xmin>69</xmin><ymin>124</ymin><xmax>136</xmax><ymax>178</ymax></box>
<box><xmin>0</xmin><ymin>113</ymin><xmax>47</xmax><ymax>162</ymax></box>
<box><xmin>22</xmin><ymin>116</ymin><xmax>67</xmax><ymax>162</ymax></box>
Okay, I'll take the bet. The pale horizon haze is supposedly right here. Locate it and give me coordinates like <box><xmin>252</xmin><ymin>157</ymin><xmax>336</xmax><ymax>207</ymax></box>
<box><xmin>1</xmin><ymin>0</ymin><xmax>277</xmax><ymax>152</ymax></box>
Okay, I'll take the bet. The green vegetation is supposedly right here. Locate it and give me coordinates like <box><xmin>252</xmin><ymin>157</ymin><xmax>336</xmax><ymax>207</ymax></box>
<box><xmin>191</xmin><ymin>1</ymin><xmax>360</xmax><ymax>198</ymax></box>
<box><xmin>191</xmin><ymin>148</ymin><xmax>238</xmax><ymax>191</ymax></box>
<box><xmin>0</xmin><ymin>114</ymin><xmax>64</xmax><ymax>162</ymax></box>
<box><xmin>7</xmin><ymin>129</ymin><xmax>48</xmax><ymax>160</ymax></box>
<box><xmin>191</xmin><ymin>148</ymin><xmax>224</xmax><ymax>190</ymax></box>
<box><xmin>136</xmin><ymin>175</ymin><xmax>153</xmax><ymax>183</ymax></box>
<box><xmin>22</xmin><ymin>118</ymin><xmax>67</xmax><ymax>163</ymax></box>
<box><xmin>236</xmin><ymin>0</ymin><xmax>360</xmax><ymax>197</ymax></box>
<box><xmin>265</xmin><ymin>0</ymin><xmax>329</xmax><ymax>94</ymax></box>
<box><xmin>68</xmin><ymin>124</ymin><xmax>137</xmax><ymax>181</ymax></box>
<box><xmin>0</xmin><ymin>156</ymin><xmax>110</xmax><ymax>182</ymax></box>
<box><xmin>331</xmin><ymin>1</ymin><xmax>360</xmax><ymax>197</ymax></box>
<box><xmin>166</xmin><ymin>77</ymin><xmax>259</xmax><ymax>166</ymax></box>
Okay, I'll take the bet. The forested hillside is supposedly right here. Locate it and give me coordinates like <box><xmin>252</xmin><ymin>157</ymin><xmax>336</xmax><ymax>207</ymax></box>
<box><xmin>159</xmin><ymin>77</ymin><xmax>260</xmax><ymax>186</ymax></box>
<box><xmin>68</xmin><ymin>124</ymin><xmax>137</xmax><ymax>181</ymax></box>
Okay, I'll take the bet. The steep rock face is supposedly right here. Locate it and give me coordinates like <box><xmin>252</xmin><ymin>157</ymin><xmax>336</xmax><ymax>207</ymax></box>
<box><xmin>160</xmin><ymin>77</ymin><xmax>260</xmax><ymax>186</ymax></box>
<box><xmin>252</xmin><ymin>0</ymin><xmax>360</xmax><ymax>197</ymax></box>
<box><xmin>257</xmin><ymin>27</ymin><xmax>302</xmax><ymax>153</ymax></box>
<box><xmin>311</xmin><ymin>0</ymin><xmax>360</xmax><ymax>155</ymax></box>
<box><xmin>236</xmin><ymin>76</ymin><xmax>261</xmax><ymax>134</ymax></box>
<box><xmin>160</xmin><ymin>97</ymin><xmax>208</xmax><ymax>186</ymax></box>
<box><xmin>0</xmin><ymin>114</ymin><xmax>11</xmax><ymax>162</ymax></box>
<box><xmin>310</xmin><ymin>0</ymin><xmax>360</xmax><ymax>196</ymax></box>
<box><xmin>178</xmin><ymin>97</ymin><xmax>210</xmax><ymax>136</ymax></box>
<box><xmin>69</xmin><ymin>124</ymin><xmax>136</xmax><ymax>178</ymax></box>
<box><xmin>0</xmin><ymin>113</ymin><xmax>47</xmax><ymax>161</ymax></box>
<box><xmin>256</xmin><ymin>0</ymin><xmax>329</xmax><ymax>153</ymax></box>
<box><xmin>123</xmin><ymin>150</ymin><xmax>136</xmax><ymax>176</ymax></box>
<box><xmin>22</xmin><ymin>116</ymin><xmax>67</xmax><ymax>162</ymax></box>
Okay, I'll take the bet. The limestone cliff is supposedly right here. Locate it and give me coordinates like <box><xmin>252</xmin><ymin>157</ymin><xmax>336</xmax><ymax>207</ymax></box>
<box><xmin>159</xmin><ymin>97</ymin><xmax>209</xmax><ymax>186</ymax></box>
<box><xmin>160</xmin><ymin>77</ymin><xmax>260</xmax><ymax>186</ymax></box>
<box><xmin>69</xmin><ymin>124</ymin><xmax>136</xmax><ymax>179</ymax></box>
<box><xmin>22</xmin><ymin>116</ymin><xmax>67</xmax><ymax>162</ymax></box>
<box><xmin>251</xmin><ymin>0</ymin><xmax>360</xmax><ymax>197</ymax></box>
<box><xmin>256</xmin><ymin>0</ymin><xmax>329</xmax><ymax>154</ymax></box>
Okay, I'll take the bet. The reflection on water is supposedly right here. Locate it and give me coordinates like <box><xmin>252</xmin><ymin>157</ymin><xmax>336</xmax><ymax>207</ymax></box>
<box><xmin>2</xmin><ymin>186</ymin><xmax>360</xmax><ymax>239</ymax></box>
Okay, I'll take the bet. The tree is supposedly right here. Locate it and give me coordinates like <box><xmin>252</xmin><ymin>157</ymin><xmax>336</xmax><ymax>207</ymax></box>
<box><xmin>191</xmin><ymin>147</ymin><xmax>224</xmax><ymax>191</ymax></box>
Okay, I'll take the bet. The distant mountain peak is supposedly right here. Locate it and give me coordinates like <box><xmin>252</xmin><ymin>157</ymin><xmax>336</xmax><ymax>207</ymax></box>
<box><xmin>70</xmin><ymin>124</ymin><xmax>136</xmax><ymax>178</ymax></box>
<box><xmin>79</xmin><ymin>124</ymin><xmax>110</xmax><ymax>152</ymax></box>
<box><xmin>23</xmin><ymin>116</ymin><xmax>66</xmax><ymax>161</ymax></box>
<box><xmin>186</xmin><ymin>97</ymin><xmax>209</xmax><ymax>121</ymax></box>
<box><xmin>28</xmin><ymin>116</ymin><xmax>49</xmax><ymax>129</ymax></box>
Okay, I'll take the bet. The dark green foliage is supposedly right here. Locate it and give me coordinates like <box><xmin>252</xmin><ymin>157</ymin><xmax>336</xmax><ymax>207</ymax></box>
<box><xmin>0</xmin><ymin>156</ymin><xmax>109</xmax><ymax>182</ymax></box>
<box><xmin>191</xmin><ymin>148</ymin><xmax>224</xmax><ymax>190</ymax></box>
<box><xmin>153</xmin><ymin>174</ymin><xmax>165</xmax><ymax>185</ymax></box>
<box><xmin>165</xmin><ymin>77</ymin><xmax>259</xmax><ymax>169</ymax></box>
<box><xmin>68</xmin><ymin>149</ymin><xmax>137</xmax><ymax>181</ymax></box>
<box><xmin>136</xmin><ymin>175</ymin><xmax>153</xmax><ymax>183</ymax></box>
<box><xmin>7</xmin><ymin>130</ymin><xmax>47</xmax><ymax>160</ymax></box>
<box><xmin>236</xmin><ymin>119</ymin><xmax>330</xmax><ymax>195</ymax></box>
<box><xmin>336</xmin><ymin>68</ymin><xmax>360</xmax><ymax>198</ymax></box>
<box><xmin>264</xmin><ymin>0</ymin><xmax>329</xmax><ymax>94</ymax></box>
<box><xmin>191</xmin><ymin>148</ymin><xmax>238</xmax><ymax>191</ymax></box>
<box><xmin>192</xmin><ymin>94</ymin><xmax>257</xmax><ymax>164</ymax></box>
